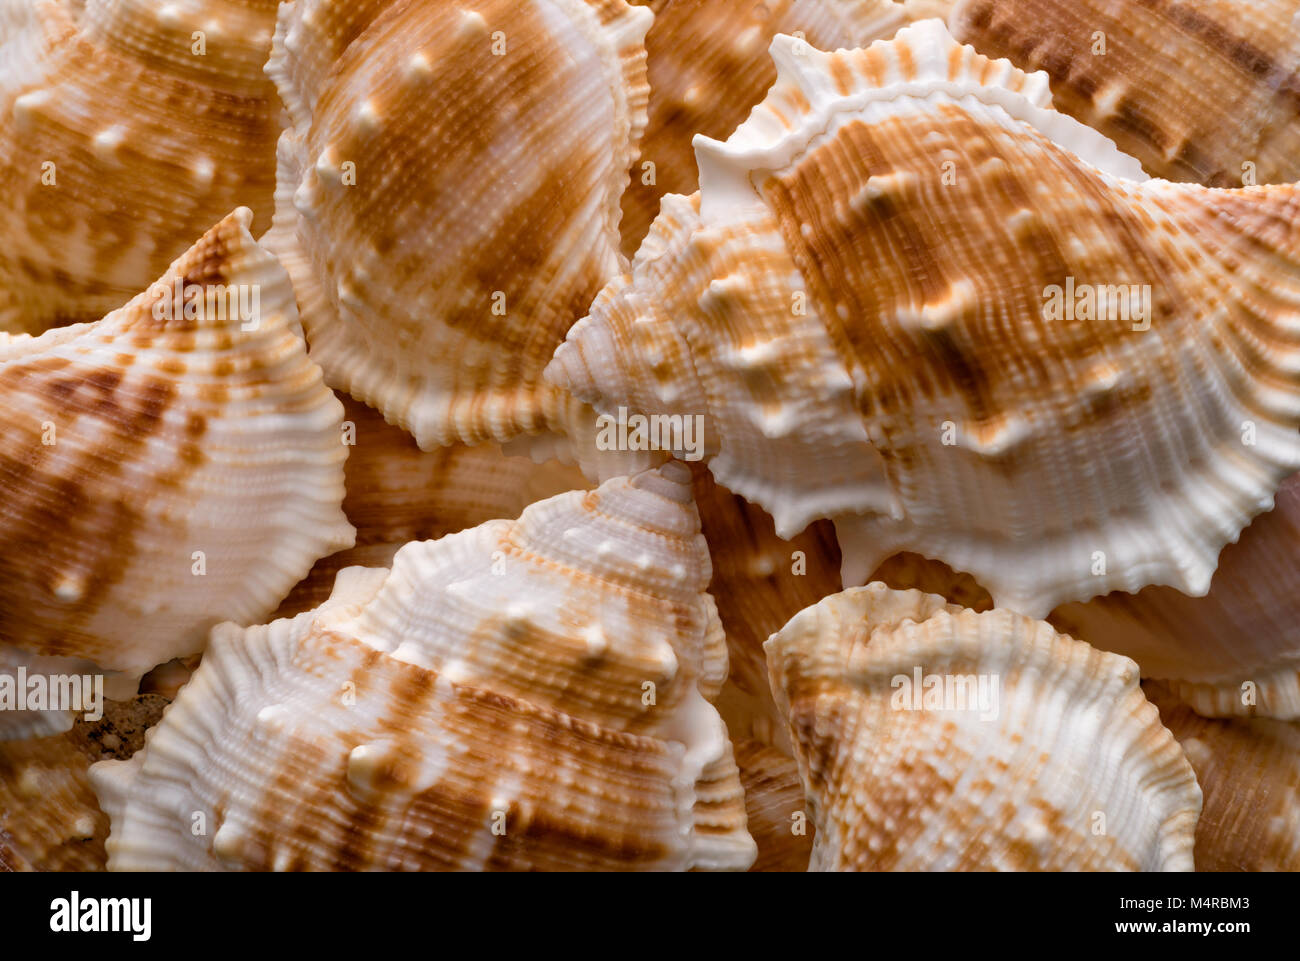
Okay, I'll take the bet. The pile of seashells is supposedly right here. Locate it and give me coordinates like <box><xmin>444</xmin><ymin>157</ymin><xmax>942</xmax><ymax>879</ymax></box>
<box><xmin>2</xmin><ymin>0</ymin><xmax>1299</xmax><ymax>872</ymax></box>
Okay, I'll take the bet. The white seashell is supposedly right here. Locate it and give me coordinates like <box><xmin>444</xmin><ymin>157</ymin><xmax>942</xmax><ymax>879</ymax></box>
<box><xmin>764</xmin><ymin>583</ymin><xmax>1202</xmax><ymax>870</ymax></box>
<box><xmin>0</xmin><ymin>209</ymin><xmax>354</xmax><ymax>682</ymax></box>
<box><xmin>263</xmin><ymin>0</ymin><xmax>653</xmax><ymax>450</ymax></box>
<box><xmin>549</xmin><ymin>19</ymin><xmax>1300</xmax><ymax>618</ymax></box>
<box><xmin>90</xmin><ymin>464</ymin><xmax>757</xmax><ymax>871</ymax></box>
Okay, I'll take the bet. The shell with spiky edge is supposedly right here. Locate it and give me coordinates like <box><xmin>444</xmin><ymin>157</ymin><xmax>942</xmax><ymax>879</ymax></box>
<box><xmin>0</xmin><ymin>0</ymin><xmax>282</xmax><ymax>334</ymax></box>
<box><xmin>263</xmin><ymin>0</ymin><xmax>653</xmax><ymax>451</ymax></box>
<box><xmin>765</xmin><ymin>583</ymin><xmax>1201</xmax><ymax>870</ymax></box>
<box><xmin>0</xmin><ymin>208</ymin><xmax>354</xmax><ymax>682</ymax></box>
<box><xmin>549</xmin><ymin>19</ymin><xmax>1300</xmax><ymax>618</ymax></box>
<box><xmin>90</xmin><ymin>464</ymin><xmax>756</xmax><ymax>871</ymax></box>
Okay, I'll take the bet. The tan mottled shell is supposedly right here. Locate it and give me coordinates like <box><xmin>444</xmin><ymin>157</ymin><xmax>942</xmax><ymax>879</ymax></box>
<box><xmin>733</xmin><ymin>738</ymin><xmax>814</xmax><ymax>871</ymax></box>
<box><xmin>765</xmin><ymin>583</ymin><xmax>1201</xmax><ymax>870</ymax></box>
<box><xmin>0</xmin><ymin>209</ymin><xmax>354</xmax><ymax>680</ymax></box>
<box><xmin>1145</xmin><ymin>682</ymin><xmax>1300</xmax><ymax>871</ymax></box>
<box><xmin>90</xmin><ymin>464</ymin><xmax>757</xmax><ymax>871</ymax></box>
<box><xmin>0</xmin><ymin>694</ymin><xmax>166</xmax><ymax>871</ymax></box>
<box><xmin>690</xmin><ymin>464</ymin><xmax>841</xmax><ymax>751</ymax></box>
<box><xmin>274</xmin><ymin>394</ymin><xmax>592</xmax><ymax>618</ymax></box>
<box><xmin>620</xmin><ymin>0</ymin><xmax>946</xmax><ymax>256</ymax></box>
<box><xmin>263</xmin><ymin>0</ymin><xmax>652</xmax><ymax>450</ymax></box>
<box><xmin>950</xmin><ymin>0</ymin><xmax>1300</xmax><ymax>186</ymax></box>
<box><xmin>0</xmin><ymin>0</ymin><xmax>281</xmax><ymax>334</ymax></box>
<box><xmin>1050</xmin><ymin>473</ymin><xmax>1300</xmax><ymax>719</ymax></box>
<box><xmin>550</xmin><ymin>20</ymin><xmax>1300</xmax><ymax>618</ymax></box>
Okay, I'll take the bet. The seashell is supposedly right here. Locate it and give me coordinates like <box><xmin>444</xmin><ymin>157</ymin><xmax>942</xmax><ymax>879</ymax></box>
<box><xmin>1050</xmin><ymin>472</ymin><xmax>1300</xmax><ymax>719</ymax></box>
<box><xmin>90</xmin><ymin>464</ymin><xmax>758</xmax><ymax>871</ymax></box>
<box><xmin>764</xmin><ymin>583</ymin><xmax>1201</xmax><ymax>870</ymax></box>
<box><xmin>949</xmin><ymin>0</ymin><xmax>1300</xmax><ymax>187</ymax></box>
<box><xmin>620</xmin><ymin>0</ymin><xmax>949</xmax><ymax>256</ymax></box>
<box><xmin>1</xmin><ymin>694</ymin><xmax>166</xmax><ymax>871</ymax></box>
<box><xmin>550</xmin><ymin>19</ymin><xmax>1300</xmax><ymax>618</ymax></box>
<box><xmin>689</xmin><ymin>463</ymin><xmax>841</xmax><ymax>751</ymax></box>
<box><xmin>0</xmin><ymin>0</ymin><xmax>282</xmax><ymax>334</ymax></box>
<box><xmin>263</xmin><ymin>0</ymin><xmax>654</xmax><ymax>450</ymax></box>
<box><xmin>273</xmin><ymin>394</ymin><xmax>592</xmax><ymax>618</ymax></box>
<box><xmin>0</xmin><ymin>208</ymin><xmax>354</xmax><ymax>681</ymax></box>
<box><xmin>1145</xmin><ymin>681</ymin><xmax>1300</xmax><ymax>871</ymax></box>
<box><xmin>733</xmin><ymin>737</ymin><xmax>814</xmax><ymax>871</ymax></box>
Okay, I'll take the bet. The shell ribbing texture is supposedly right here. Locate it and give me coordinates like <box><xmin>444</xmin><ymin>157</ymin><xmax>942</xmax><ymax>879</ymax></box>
<box><xmin>550</xmin><ymin>19</ymin><xmax>1300</xmax><ymax>618</ymax></box>
<box><xmin>90</xmin><ymin>465</ymin><xmax>757</xmax><ymax>871</ymax></box>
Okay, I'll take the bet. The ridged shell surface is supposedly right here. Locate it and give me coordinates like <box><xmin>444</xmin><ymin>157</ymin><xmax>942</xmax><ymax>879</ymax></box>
<box><xmin>263</xmin><ymin>0</ymin><xmax>653</xmax><ymax>449</ymax></box>
<box><xmin>950</xmin><ymin>0</ymin><xmax>1300</xmax><ymax>186</ymax></box>
<box><xmin>765</xmin><ymin>583</ymin><xmax>1201</xmax><ymax>870</ymax></box>
<box><xmin>0</xmin><ymin>209</ymin><xmax>354</xmax><ymax>679</ymax></box>
<box><xmin>274</xmin><ymin>394</ymin><xmax>590</xmax><ymax>618</ymax></box>
<box><xmin>550</xmin><ymin>19</ymin><xmax>1300</xmax><ymax>618</ymax></box>
<box><xmin>1145</xmin><ymin>682</ymin><xmax>1300</xmax><ymax>871</ymax></box>
<box><xmin>1051</xmin><ymin>473</ymin><xmax>1300</xmax><ymax>719</ymax></box>
<box><xmin>0</xmin><ymin>0</ymin><xmax>282</xmax><ymax>333</ymax></box>
<box><xmin>620</xmin><ymin>0</ymin><xmax>949</xmax><ymax>256</ymax></box>
<box><xmin>733</xmin><ymin>737</ymin><xmax>814</xmax><ymax>871</ymax></box>
<box><xmin>90</xmin><ymin>464</ymin><xmax>757</xmax><ymax>871</ymax></box>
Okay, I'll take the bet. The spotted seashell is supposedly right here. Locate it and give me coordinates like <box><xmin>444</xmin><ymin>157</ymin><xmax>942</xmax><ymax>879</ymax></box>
<box><xmin>263</xmin><ymin>0</ymin><xmax>653</xmax><ymax>450</ymax></box>
<box><xmin>0</xmin><ymin>0</ymin><xmax>282</xmax><ymax>334</ymax></box>
<box><xmin>0</xmin><ymin>209</ymin><xmax>354</xmax><ymax>681</ymax></box>
<box><xmin>765</xmin><ymin>583</ymin><xmax>1201</xmax><ymax>870</ymax></box>
<box><xmin>90</xmin><ymin>464</ymin><xmax>757</xmax><ymax>871</ymax></box>
<box><xmin>950</xmin><ymin>0</ymin><xmax>1300</xmax><ymax>186</ymax></box>
<box><xmin>550</xmin><ymin>19</ymin><xmax>1300</xmax><ymax>618</ymax></box>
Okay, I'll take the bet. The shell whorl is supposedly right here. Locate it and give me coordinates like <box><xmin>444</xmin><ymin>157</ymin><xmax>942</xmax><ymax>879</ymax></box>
<box><xmin>550</xmin><ymin>19</ymin><xmax>1300</xmax><ymax>617</ymax></box>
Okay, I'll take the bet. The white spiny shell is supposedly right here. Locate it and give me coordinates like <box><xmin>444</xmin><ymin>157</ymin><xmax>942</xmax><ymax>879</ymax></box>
<box><xmin>550</xmin><ymin>19</ymin><xmax>1300</xmax><ymax>618</ymax></box>
<box><xmin>1051</xmin><ymin>472</ymin><xmax>1300</xmax><ymax>719</ymax></box>
<box><xmin>263</xmin><ymin>0</ymin><xmax>653</xmax><ymax>450</ymax></box>
<box><xmin>0</xmin><ymin>0</ymin><xmax>282</xmax><ymax>333</ymax></box>
<box><xmin>0</xmin><ymin>209</ymin><xmax>354</xmax><ymax>681</ymax></box>
<box><xmin>765</xmin><ymin>583</ymin><xmax>1201</xmax><ymax>870</ymax></box>
<box><xmin>90</xmin><ymin>464</ymin><xmax>757</xmax><ymax>871</ymax></box>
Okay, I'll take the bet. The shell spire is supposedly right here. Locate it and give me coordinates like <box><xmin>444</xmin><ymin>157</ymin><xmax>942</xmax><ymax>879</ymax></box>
<box><xmin>90</xmin><ymin>464</ymin><xmax>756</xmax><ymax>871</ymax></box>
<box><xmin>0</xmin><ymin>209</ymin><xmax>354</xmax><ymax>681</ymax></box>
<box><xmin>549</xmin><ymin>19</ymin><xmax>1300</xmax><ymax>617</ymax></box>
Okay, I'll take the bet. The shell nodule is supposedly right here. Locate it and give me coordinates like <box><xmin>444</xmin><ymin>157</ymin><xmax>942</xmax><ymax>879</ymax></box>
<box><xmin>550</xmin><ymin>19</ymin><xmax>1300</xmax><ymax>618</ymax></box>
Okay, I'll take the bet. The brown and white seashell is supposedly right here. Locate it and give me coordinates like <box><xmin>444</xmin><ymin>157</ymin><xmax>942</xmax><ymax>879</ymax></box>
<box><xmin>0</xmin><ymin>208</ymin><xmax>354</xmax><ymax>681</ymax></box>
<box><xmin>1050</xmin><ymin>473</ymin><xmax>1300</xmax><ymax>719</ymax></box>
<box><xmin>1</xmin><ymin>693</ymin><xmax>166</xmax><ymax>871</ymax></box>
<box><xmin>733</xmin><ymin>737</ymin><xmax>814</xmax><ymax>871</ymax></box>
<box><xmin>90</xmin><ymin>464</ymin><xmax>758</xmax><ymax>871</ymax></box>
<box><xmin>273</xmin><ymin>393</ymin><xmax>591</xmax><ymax>618</ymax></box>
<box><xmin>1144</xmin><ymin>681</ymin><xmax>1300</xmax><ymax>872</ymax></box>
<box><xmin>263</xmin><ymin>0</ymin><xmax>653</xmax><ymax>450</ymax></box>
<box><xmin>765</xmin><ymin>583</ymin><xmax>1201</xmax><ymax>870</ymax></box>
<box><xmin>950</xmin><ymin>0</ymin><xmax>1300</xmax><ymax>187</ymax></box>
<box><xmin>690</xmin><ymin>464</ymin><xmax>840</xmax><ymax>751</ymax></box>
<box><xmin>0</xmin><ymin>0</ymin><xmax>282</xmax><ymax>334</ymax></box>
<box><xmin>550</xmin><ymin>19</ymin><xmax>1300</xmax><ymax>618</ymax></box>
<box><xmin>620</xmin><ymin>0</ymin><xmax>950</xmax><ymax>256</ymax></box>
